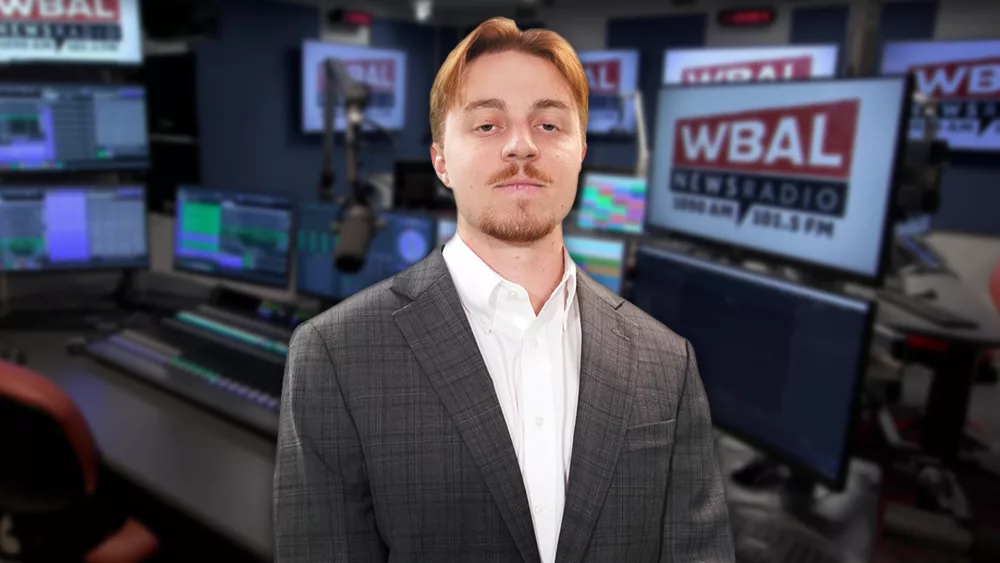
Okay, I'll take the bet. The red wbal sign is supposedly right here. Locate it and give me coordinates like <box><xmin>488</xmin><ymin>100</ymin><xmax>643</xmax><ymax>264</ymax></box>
<box><xmin>681</xmin><ymin>56</ymin><xmax>813</xmax><ymax>84</ymax></box>
<box><xmin>584</xmin><ymin>60</ymin><xmax>620</xmax><ymax>94</ymax></box>
<box><xmin>317</xmin><ymin>58</ymin><xmax>397</xmax><ymax>110</ymax></box>
<box><xmin>670</xmin><ymin>99</ymin><xmax>859</xmax><ymax>223</ymax></box>
<box><xmin>909</xmin><ymin>56</ymin><xmax>1000</xmax><ymax>135</ymax></box>
<box><xmin>0</xmin><ymin>0</ymin><xmax>119</xmax><ymax>20</ymax></box>
<box><xmin>0</xmin><ymin>0</ymin><xmax>121</xmax><ymax>46</ymax></box>
<box><xmin>911</xmin><ymin>56</ymin><xmax>1000</xmax><ymax>100</ymax></box>
<box><xmin>318</xmin><ymin>59</ymin><xmax>396</xmax><ymax>93</ymax></box>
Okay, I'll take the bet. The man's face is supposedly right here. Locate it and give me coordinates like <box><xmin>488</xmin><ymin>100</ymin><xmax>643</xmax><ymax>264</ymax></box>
<box><xmin>431</xmin><ymin>51</ymin><xmax>586</xmax><ymax>244</ymax></box>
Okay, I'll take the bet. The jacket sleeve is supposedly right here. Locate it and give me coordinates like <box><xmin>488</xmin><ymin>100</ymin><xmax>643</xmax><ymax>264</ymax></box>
<box><xmin>661</xmin><ymin>339</ymin><xmax>736</xmax><ymax>562</ymax></box>
<box><xmin>273</xmin><ymin>321</ymin><xmax>388</xmax><ymax>562</ymax></box>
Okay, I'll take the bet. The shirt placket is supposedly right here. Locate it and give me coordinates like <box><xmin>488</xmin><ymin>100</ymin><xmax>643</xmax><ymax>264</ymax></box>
<box><xmin>521</xmin><ymin>314</ymin><xmax>560</xmax><ymax>563</ymax></box>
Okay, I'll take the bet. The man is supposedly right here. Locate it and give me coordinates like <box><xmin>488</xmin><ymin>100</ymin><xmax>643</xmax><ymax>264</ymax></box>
<box><xmin>274</xmin><ymin>16</ymin><xmax>735</xmax><ymax>563</ymax></box>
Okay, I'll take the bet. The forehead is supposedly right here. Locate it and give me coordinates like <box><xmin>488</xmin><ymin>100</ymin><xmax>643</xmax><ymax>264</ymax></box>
<box><xmin>456</xmin><ymin>51</ymin><xmax>576</xmax><ymax>110</ymax></box>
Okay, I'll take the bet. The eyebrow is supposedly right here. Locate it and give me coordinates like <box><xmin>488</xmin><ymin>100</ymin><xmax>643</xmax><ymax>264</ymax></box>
<box><xmin>462</xmin><ymin>98</ymin><xmax>572</xmax><ymax>113</ymax></box>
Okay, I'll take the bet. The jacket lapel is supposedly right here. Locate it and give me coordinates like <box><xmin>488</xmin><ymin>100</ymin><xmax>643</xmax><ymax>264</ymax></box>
<box><xmin>556</xmin><ymin>273</ymin><xmax>636</xmax><ymax>563</ymax></box>
<box><xmin>391</xmin><ymin>251</ymin><xmax>542</xmax><ymax>563</ymax></box>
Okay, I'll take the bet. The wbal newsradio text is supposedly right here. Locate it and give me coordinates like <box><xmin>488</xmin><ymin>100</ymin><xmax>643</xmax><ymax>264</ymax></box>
<box><xmin>666</xmin><ymin>98</ymin><xmax>860</xmax><ymax>240</ymax></box>
<box><xmin>909</xmin><ymin>56</ymin><xmax>1000</xmax><ymax>140</ymax></box>
<box><xmin>0</xmin><ymin>0</ymin><xmax>123</xmax><ymax>54</ymax></box>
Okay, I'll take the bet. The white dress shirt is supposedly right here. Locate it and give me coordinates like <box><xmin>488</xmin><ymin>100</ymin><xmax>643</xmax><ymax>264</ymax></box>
<box><xmin>442</xmin><ymin>233</ymin><xmax>582</xmax><ymax>563</ymax></box>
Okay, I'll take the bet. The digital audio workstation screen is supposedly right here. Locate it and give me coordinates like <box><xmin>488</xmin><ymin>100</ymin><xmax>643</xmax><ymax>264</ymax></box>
<box><xmin>577</xmin><ymin>173</ymin><xmax>647</xmax><ymax>234</ymax></box>
<box><xmin>632</xmin><ymin>246</ymin><xmax>872</xmax><ymax>484</ymax></box>
<box><xmin>0</xmin><ymin>83</ymin><xmax>149</xmax><ymax>172</ymax></box>
<box><xmin>0</xmin><ymin>185</ymin><xmax>147</xmax><ymax>272</ymax></box>
<box><xmin>564</xmin><ymin>234</ymin><xmax>626</xmax><ymax>295</ymax></box>
<box><xmin>297</xmin><ymin>202</ymin><xmax>436</xmax><ymax>301</ymax></box>
<box><xmin>174</xmin><ymin>188</ymin><xmax>293</xmax><ymax>288</ymax></box>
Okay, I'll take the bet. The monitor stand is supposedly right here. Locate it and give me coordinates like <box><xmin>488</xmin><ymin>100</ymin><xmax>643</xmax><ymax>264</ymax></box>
<box><xmin>730</xmin><ymin>456</ymin><xmax>833</xmax><ymax>526</ymax></box>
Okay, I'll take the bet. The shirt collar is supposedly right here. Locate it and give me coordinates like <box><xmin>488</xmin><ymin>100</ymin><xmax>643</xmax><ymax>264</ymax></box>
<box><xmin>442</xmin><ymin>232</ymin><xmax>578</xmax><ymax>330</ymax></box>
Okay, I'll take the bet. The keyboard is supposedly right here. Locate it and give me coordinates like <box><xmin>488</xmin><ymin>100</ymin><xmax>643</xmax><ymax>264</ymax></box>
<box><xmin>731</xmin><ymin>506</ymin><xmax>853</xmax><ymax>563</ymax></box>
<box><xmin>83</xmin><ymin>314</ymin><xmax>286</xmax><ymax>437</ymax></box>
<box><xmin>877</xmin><ymin>290</ymin><xmax>979</xmax><ymax>329</ymax></box>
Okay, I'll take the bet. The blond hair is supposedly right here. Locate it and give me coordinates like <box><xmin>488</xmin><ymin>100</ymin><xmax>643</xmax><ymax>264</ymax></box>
<box><xmin>429</xmin><ymin>17</ymin><xmax>589</xmax><ymax>146</ymax></box>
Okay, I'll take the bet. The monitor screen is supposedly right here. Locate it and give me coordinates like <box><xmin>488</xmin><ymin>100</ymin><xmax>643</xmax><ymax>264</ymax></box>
<box><xmin>297</xmin><ymin>203</ymin><xmax>437</xmax><ymax>301</ymax></box>
<box><xmin>0</xmin><ymin>83</ymin><xmax>149</xmax><ymax>172</ymax></box>
<box><xmin>577</xmin><ymin>172</ymin><xmax>647</xmax><ymax>234</ymax></box>
<box><xmin>301</xmin><ymin>41</ymin><xmax>407</xmax><ymax>133</ymax></box>
<box><xmin>663</xmin><ymin>45</ymin><xmax>839</xmax><ymax>85</ymax></box>
<box><xmin>579</xmin><ymin>50</ymin><xmax>640</xmax><ymax>135</ymax></box>
<box><xmin>0</xmin><ymin>185</ymin><xmax>147</xmax><ymax>272</ymax></box>
<box><xmin>0</xmin><ymin>0</ymin><xmax>142</xmax><ymax>65</ymax></box>
<box><xmin>632</xmin><ymin>245</ymin><xmax>872</xmax><ymax>487</ymax></box>
<box><xmin>564</xmin><ymin>234</ymin><xmax>626</xmax><ymax>295</ymax></box>
<box><xmin>174</xmin><ymin>187</ymin><xmax>293</xmax><ymax>288</ymax></box>
<box><xmin>437</xmin><ymin>216</ymin><xmax>457</xmax><ymax>247</ymax></box>
<box><xmin>646</xmin><ymin>76</ymin><xmax>909</xmax><ymax>282</ymax></box>
<box><xmin>880</xmin><ymin>39</ymin><xmax>1000</xmax><ymax>153</ymax></box>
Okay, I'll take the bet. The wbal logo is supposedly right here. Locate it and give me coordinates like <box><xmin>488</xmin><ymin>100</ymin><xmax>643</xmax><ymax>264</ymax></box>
<box><xmin>669</xmin><ymin>99</ymin><xmax>860</xmax><ymax>238</ymax></box>
<box><xmin>680</xmin><ymin>56</ymin><xmax>814</xmax><ymax>84</ymax></box>
<box><xmin>909</xmin><ymin>56</ymin><xmax>1000</xmax><ymax>135</ymax></box>
<box><xmin>317</xmin><ymin>58</ymin><xmax>397</xmax><ymax>109</ymax></box>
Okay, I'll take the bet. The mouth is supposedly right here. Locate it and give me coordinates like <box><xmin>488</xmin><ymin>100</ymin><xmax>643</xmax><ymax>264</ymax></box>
<box><xmin>495</xmin><ymin>179</ymin><xmax>545</xmax><ymax>192</ymax></box>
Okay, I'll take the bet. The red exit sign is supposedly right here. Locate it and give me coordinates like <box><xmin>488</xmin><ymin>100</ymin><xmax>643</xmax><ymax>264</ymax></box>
<box><xmin>717</xmin><ymin>7</ymin><xmax>778</xmax><ymax>27</ymax></box>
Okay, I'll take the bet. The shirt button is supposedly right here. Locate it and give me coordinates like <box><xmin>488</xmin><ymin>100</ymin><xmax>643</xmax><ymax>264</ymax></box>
<box><xmin>534</xmin><ymin>504</ymin><xmax>545</xmax><ymax>515</ymax></box>
<box><xmin>479</xmin><ymin>316</ymin><xmax>488</xmax><ymax>325</ymax></box>
<box><xmin>535</xmin><ymin>417</ymin><xmax>544</xmax><ymax>427</ymax></box>
<box><xmin>509</xmin><ymin>290</ymin><xmax>519</xmax><ymax>299</ymax></box>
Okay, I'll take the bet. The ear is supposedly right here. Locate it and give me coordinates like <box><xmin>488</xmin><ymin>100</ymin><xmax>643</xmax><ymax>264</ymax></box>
<box><xmin>430</xmin><ymin>143</ymin><xmax>451</xmax><ymax>188</ymax></box>
<box><xmin>580</xmin><ymin>144</ymin><xmax>587</xmax><ymax>162</ymax></box>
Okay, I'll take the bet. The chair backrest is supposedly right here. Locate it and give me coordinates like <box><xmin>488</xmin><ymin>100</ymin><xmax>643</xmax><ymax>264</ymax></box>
<box><xmin>0</xmin><ymin>360</ymin><xmax>109</xmax><ymax>560</ymax></box>
<box><xmin>990</xmin><ymin>260</ymin><xmax>1000</xmax><ymax>315</ymax></box>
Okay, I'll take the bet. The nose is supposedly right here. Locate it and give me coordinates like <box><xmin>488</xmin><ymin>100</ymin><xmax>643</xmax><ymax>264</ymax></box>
<box><xmin>502</xmin><ymin>125</ymin><xmax>538</xmax><ymax>163</ymax></box>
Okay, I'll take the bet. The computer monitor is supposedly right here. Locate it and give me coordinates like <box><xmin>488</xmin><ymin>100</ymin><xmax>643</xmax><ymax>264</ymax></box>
<box><xmin>301</xmin><ymin>41</ymin><xmax>407</xmax><ymax>133</ymax></box>
<box><xmin>880</xmin><ymin>39</ymin><xmax>1000</xmax><ymax>153</ymax></box>
<box><xmin>578</xmin><ymin>50</ymin><xmax>640</xmax><ymax>135</ymax></box>
<box><xmin>0</xmin><ymin>83</ymin><xmax>149</xmax><ymax>172</ymax></box>
<box><xmin>663</xmin><ymin>45</ymin><xmax>839</xmax><ymax>84</ymax></box>
<box><xmin>297</xmin><ymin>202</ymin><xmax>437</xmax><ymax>301</ymax></box>
<box><xmin>0</xmin><ymin>185</ymin><xmax>148</xmax><ymax>273</ymax></box>
<box><xmin>632</xmin><ymin>245</ymin><xmax>873</xmax><ymax>490</ymax></box>
<box><xmin>564</xmin><ymin>234</ymin><xmax>627</xmax><ymax>295</ymax></box>
<box><xmin>576</xmin><ymin>172</ymin><xmax>647</xmax><ymax>234</ymax></box>
<box><xmin>173</xmin><ymin>187</ymin><xmax>293</xmax><ymax>289</ymax></box>
<box><xmin>437</xmin><ymin>216</ymin><xmax>457</xmax><ymax>247</ymax></box>
<box><xmin>646</xmin><ymin>76</ymin><xmax>911</xmax><ymax>284</ymax></box>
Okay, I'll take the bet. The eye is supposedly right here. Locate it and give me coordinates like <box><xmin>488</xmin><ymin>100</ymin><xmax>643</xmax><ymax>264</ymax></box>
<box><xmin>539</xmin><ymin>123</ymin><xmax>559</xmax><ymax>132</ymax></box>
<box><xmin>477</xmin><ymin>124</ymin><xmax>496</xmax><ymax>132</ymax></box>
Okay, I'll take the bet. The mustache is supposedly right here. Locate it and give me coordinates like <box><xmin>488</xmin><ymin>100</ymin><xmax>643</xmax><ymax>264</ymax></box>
<box><xmin>486</xmin><ymin>163</ymin><xmax>554</xmax><ymax>186</ymax></box>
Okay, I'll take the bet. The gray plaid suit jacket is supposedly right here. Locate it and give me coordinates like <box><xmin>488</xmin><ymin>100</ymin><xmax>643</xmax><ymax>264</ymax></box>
<box><xmin>273</xmin><ymin>248</ymin><xmax>735</xmax><ymax>563</ymax></box>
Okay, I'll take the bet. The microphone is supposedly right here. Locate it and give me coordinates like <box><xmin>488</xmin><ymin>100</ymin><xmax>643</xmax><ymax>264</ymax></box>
<box><xmin>319</xmin><ymin>56</ymin><xmax>379</xmax><ymax>274</ymax></box>
<box><xmin>334</xmin><ymin>200</ymin><xmax>376</xmax><ymax>273</ymax></box>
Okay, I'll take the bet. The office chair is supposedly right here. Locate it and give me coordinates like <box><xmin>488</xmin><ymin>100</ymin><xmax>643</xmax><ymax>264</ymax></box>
<box><xmin>0</xmin><ymin>360</ymin><xmax>159</xmax><ymax>562</ymax></box>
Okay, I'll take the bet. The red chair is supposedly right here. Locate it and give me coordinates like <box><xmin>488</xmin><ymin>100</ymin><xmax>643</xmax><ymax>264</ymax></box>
<box><xmin>0</xmin><ymin>360</ymin><xmax>159</xmax><ymax>562</ymax></box>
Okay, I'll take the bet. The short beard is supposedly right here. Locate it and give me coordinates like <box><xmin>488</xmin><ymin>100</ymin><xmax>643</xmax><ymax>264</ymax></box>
<box><xmin>478</xmin><ymin>200</ymin><xmax>558</xmax><ymax>244</ymax></box>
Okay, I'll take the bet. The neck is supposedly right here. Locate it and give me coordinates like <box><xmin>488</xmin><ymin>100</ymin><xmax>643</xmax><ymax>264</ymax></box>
<box><xmin>458</xmin><ymin>223</ymin><xmax>566</xmax><ymax>315</ymax></box>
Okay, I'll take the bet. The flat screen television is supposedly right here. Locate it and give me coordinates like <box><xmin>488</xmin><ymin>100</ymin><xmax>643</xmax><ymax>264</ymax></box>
<box><xmin>301</xmin><ymin>40</ymin><xmax>407</xmax><ymax>133</ymax></box>
<box><xmin>881</xmin><ymin>38</ymin><xmax>1000</xmax><ymax>153</ymax></box>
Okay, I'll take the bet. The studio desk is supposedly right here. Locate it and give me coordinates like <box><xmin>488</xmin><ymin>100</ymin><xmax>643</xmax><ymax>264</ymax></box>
<box><xmin>3</xmin><ymin>271</ymin><xmax>996</xmax><ymax>562</ymax></box>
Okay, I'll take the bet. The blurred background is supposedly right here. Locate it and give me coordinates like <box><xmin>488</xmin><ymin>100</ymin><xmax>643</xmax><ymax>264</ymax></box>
<box><xmin>1</xmin><ymin>0</ymin><xmax>1000</xmax><ymax>562</ymax></box>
